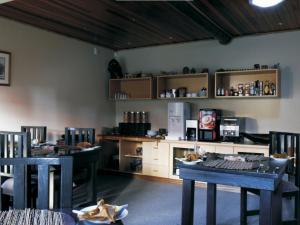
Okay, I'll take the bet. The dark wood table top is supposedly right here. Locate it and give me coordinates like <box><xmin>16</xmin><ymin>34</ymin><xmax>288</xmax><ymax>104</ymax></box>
<box><xmin>179</xmin><ymin>157</ymin><xmax>288</xmax><ymax>191</ymax></box>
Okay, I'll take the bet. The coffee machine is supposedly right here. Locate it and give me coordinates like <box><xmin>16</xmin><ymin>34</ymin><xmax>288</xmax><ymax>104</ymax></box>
<box><xmin>186</xmin><ymin>120</ymin><xmax>198</xmax><ymax>141</ymax></box>
<box><xmin>166</xmin><ymin>102</ymin><xmax>191</xmax><ymax>140</ymax></box>
<box><xmin>220</xmin><ymin>117</ymin><xmax>245</xmax><ymax>142</ymax></box>
<box><xmin>198</xmin><ymin>109</ymin><xmax>221</xmax><ymax>141</ymax></box>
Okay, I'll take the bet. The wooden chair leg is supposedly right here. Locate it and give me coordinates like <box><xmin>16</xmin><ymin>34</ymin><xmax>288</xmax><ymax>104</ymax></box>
<box><xmin>241</xmin><ymin>188</ymin><xmax>248</xmax><ymax>225</ymax></box>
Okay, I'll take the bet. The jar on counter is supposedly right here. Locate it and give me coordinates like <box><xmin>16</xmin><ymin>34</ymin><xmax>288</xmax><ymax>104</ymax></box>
<box><xmin>129</xmin><ymin>111</ymin><xmax>135</xmax><ymax>123</ymax></box>
<box><xmin>135</xmin><ymin>111</ymin><xmax>141</xmax><ymax>123</ymax></box>
<box><xmin>141</xmin><ymin>111</ymin><xmax>148</xmax><ymax>123</ymax></box>
<box><xmin>123</xmin><ymin>112</ymin><xmax>129</xmax><ymax>123</ymax></box>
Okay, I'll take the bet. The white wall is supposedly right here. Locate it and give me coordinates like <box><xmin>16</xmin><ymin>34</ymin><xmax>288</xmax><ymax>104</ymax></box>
<box><xmin>0</xmin><ymin>17</ymin><xmax>115</xmax><ymax>141</ymax></box>
<box><xmin>115</xmin><ymin>31</ymin><xmax>300</xmax><ymax>133</ymax></box>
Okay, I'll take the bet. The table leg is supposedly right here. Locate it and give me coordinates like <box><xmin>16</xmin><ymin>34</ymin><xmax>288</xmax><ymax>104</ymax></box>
<box><xmin>240</xmin><ymin>188</ymin><xmax>247</xmax><ymax>225</ymax></box>
<box><xmin>207</xmin><ymin>183</ymin><xmax>217</xmax><ymax>225</ymax></box>
<box><xmin>259</xmin><ymin>183</ymin><xmax>282</xmax><ymax>225</ymax></box>
<box><xmin>181</xmin><ymin>179</ymin><xmax>195</xmax><ymax>225</ymax></box>
<box><xmin>87</xmin><ymin>162</ymin><xmax>97</xmax><ymax>203</ymax></box>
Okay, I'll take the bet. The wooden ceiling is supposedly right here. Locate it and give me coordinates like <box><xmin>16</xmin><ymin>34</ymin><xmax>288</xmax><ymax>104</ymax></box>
<box><xmin>0</xmin><ymin>0</ymin><xmax>299</xmax><ymax>50</ymax></box>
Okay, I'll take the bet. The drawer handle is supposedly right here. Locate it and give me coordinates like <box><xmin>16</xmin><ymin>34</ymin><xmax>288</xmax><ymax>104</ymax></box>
<box><xmin>153</xmin><ymin>158</ymin><xmax>159</xmax><ymax>160</ymax></box>
<box><xmin>153</xmin><ymin>169</ymin><xmax>159</xmax><ymax>172</ymax></box>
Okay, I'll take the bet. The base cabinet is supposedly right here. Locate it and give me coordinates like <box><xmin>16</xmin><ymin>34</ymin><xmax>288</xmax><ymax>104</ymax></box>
<box><xmin>142</xmin><ymin>142</ymin><xmax>169</xmax><ymax>177</ymax></box>
<box><xmin>100</xmin><ymin>135</ymin><xmax>269</xmax><ymax>180</ymax></box>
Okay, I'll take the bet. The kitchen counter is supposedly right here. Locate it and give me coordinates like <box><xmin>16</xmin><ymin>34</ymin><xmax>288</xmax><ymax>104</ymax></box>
<box><xmin>97</xmin><ymin>134</ymin><xmax>161</xmax><ymax>142</ymax></box>
<box><xmin>97</xmin><ymin>134</ymin><xmax>268</xmax><ymax>147</ymax></box>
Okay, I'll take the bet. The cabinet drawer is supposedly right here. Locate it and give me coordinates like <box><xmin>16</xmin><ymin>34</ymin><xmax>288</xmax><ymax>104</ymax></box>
<box><xmin>143</xmin><ymin>142</ymin><xmax>169</xmax><ymax>166</ymax></box>
<box><xmin>215</xmin><ymin>145</ymin><xmax>234</xmax><ymax>154</ymax></box>
<box><xmin>233</xmin><ymin>147</ymin><xmax>269</xmax><ymax>156</ymax></box>
<box><xmin>198</xmin><ymin>144</ymin><xmax>215</xmax><ymax>153</ymax></box>
<box><xmin>143</xmin><ymin>163</ymin><xmax>169</xmax><ymax>178</ymax></box>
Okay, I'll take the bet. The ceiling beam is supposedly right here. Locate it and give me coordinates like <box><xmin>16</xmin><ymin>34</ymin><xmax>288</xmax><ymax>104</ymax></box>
<box><xmin>169</xmin><ymin>1</ymin><xmax>232</xmax><ymax>44</ymax></box>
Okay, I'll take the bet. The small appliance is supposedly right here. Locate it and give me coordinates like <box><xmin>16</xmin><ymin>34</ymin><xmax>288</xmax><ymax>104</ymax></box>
<box><xmin>198</xmin><ymin>109</ymin><xmax>221</xmax><ymax>141</ymax></box>
<box><xmin>166</xmin><ymin>102</ymin><xmax>191</xmax><ymax>140</ymax></box>
<box><xmin>220</xmin><ymin>117</ymin><xmax>245</xmax><ymax>142</ymax></box>
<box><xmin>186</xmin><ymin>120</ymin><xmax>198</xmax><ymax>141</ymax></box>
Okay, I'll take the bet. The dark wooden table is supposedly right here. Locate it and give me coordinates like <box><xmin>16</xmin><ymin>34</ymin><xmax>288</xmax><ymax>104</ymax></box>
<box><xmin>180</xmin><ymin>158</ymin><xmax>288</xmax><ymax>225</ymax></box>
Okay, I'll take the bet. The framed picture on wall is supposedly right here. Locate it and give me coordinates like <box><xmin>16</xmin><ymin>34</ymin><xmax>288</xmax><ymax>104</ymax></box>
<box><xmin>0</xmin><ymin>51</ymin><xmax>11</xmax><ymax>86</ymax></box>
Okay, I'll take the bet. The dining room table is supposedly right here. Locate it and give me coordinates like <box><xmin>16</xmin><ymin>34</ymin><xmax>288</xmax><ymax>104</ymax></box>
<box><xmin>179</xmin><ymin>154</ymin><xmax>288</xmax><ymax>225</ymax></box>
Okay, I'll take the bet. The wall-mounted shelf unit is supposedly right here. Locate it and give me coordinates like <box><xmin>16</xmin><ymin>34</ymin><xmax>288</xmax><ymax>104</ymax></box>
<box><xmin>214</xmin><ymin>69</ymin><xmax>280</xmax><ymax>98</ymax></box>
<box><xmin>109</xmin><ymin>77</ymin><xmax>153</xmax><ymax>100</ymax></box>
<box><xmin>156</xmin><ymin>73</ymin><xmax>209</xmax><ymax>100</ymax></box>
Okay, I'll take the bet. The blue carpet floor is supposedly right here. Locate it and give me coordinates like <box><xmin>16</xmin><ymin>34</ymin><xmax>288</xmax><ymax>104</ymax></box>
<box><xmin>95</xmin><ymin>174</ymin><xmax>294</xmax><ymax>225</ymax></box>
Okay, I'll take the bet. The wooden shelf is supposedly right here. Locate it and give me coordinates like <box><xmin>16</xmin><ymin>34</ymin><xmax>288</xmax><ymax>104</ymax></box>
<box><xmin>214</xmin><ymin>69</ymin><xmax>280</xmax><ymax>98</ymax></box>
<box><xmin>156</xmin><ymin>73</ymin><xmax>209</xmax><ymax>99</ymax></box>
<box><xmin>109</xmin><ymin>77</ymin><xmax>153</xmax><ymax>100</ymax></box>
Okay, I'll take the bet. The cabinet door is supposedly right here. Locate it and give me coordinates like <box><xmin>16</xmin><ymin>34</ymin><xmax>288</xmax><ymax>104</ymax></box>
<box><xmin>215</xmin><ymin>145</ymin><xmax>234</xmax><ymax>154</ymax></box>
<box><xmin>233</xmin><ymin>146</ymin><xmax>269</xmax><ymax>156</ymax></box>
<box><xmin>142</xmin><ymin>142</ymin><xmax>155</xmax><ymax>164</ymax></box>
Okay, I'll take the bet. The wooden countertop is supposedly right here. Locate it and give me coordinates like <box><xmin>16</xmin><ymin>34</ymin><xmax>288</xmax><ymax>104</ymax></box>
<box><xmin>97</xmin><ymin>135</ymin><xmax>268</xmax><ymax>148</ymax></box>
<box><xmin>97</xmin><ymin>134</ymin><xmax>161</xmax><ymax>142</ymax></box>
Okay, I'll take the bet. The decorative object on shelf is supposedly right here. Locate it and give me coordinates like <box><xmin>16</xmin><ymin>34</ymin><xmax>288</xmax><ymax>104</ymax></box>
<box><xmin>171</xmin><ymin>89</ymin><xmax>177</xmax><ymax>98</ymax></box>
<box><xmin>254</xmin><ymin>64</ymin><xmax>260</xmax><ymax>69</ymax></box>
<box><xmin>177</xmin><ymin>87</ymin><xmax>187</xmax><ymax>97</ymax></box>
<box><xmin>198</xmin><ymin>87</ymin><xmax>207</xmax><ymax>97</ymax></box>
<box><xmin>136</xmin><ymin>147</ymin><xmax>143</xmax><ymax>155</ymax></box>
<box><xmin>272</xmin><ymin>63</ymin><xmax>280</xmax><ymax>69</ymax></box>
<box><xmin>261</xmin><ymin>65</ymin><xmax>268</xmax><ymax>69</ymax></box>
<box><xmin>190</xmin><ymin>68</ymin><xmax>196</xmax><ymax>73</ymax></box>
<box><xmin>114</xmin><ymin>91</ymin><xmax>128</xmax><ymax>100</ymax></box>
<box><xmin>0</xmin><ymin>51</ymin><xmax>11</xmax><ymax>86</ymax></box>
<box><xmin>108</xmin><ymin>59</ymin><xmax>123</xmax><ymax>79</ymax></box>
<box><xmin>201</xmin><ymin>68</ymin><xmax>209</xmax><ymax>73</ymax></box>
<box><xmin>182</xmin><ymin>66</ymin><xmax>190</xmax><ymax>74</ymax></box>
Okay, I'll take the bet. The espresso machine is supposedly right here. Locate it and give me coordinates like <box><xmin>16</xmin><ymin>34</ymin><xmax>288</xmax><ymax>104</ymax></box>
<box><xmin>186</xmin><ymin>120</ymin><xmax>198</xmax><ymax>141</ymax></box>
<box><xmin>220</xmin><ymin>117</ymin><xmax>245</xmax><ymax>142</ymax></box>
<box><xmin>166</xmin><ymin>102</ymin><xmax>191</xmax><ymax>140</ymax></box>
<box><xmin>198</xmin><ymin>109</ymin><xmax>221</xmax><ymax>141</ymax></box>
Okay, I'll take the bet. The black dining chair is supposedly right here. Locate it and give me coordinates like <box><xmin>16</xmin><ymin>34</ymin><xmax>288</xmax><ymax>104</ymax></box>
<box><xmin>0</xmin><ymin>131</ymin><xmax>31</xmax><ymax>210</ymax></box>
<box><xmin>241</xmin><ymin>131</ymin><xmax>300</xmax><ymax>225</ymax></box>
<box><xmin>21</xmin><ymin>126</ymin><xmax>47</xmax><ymax>144</ymax></box>
<box><xmin>0</xmin><ymin>157</ymin><xmax>73</xmax><ymax>209</ymax></box>
<box><xmin>64</xmin><ymin>127</ymin><xmax>95</xmax><ymax>146</ymax></box>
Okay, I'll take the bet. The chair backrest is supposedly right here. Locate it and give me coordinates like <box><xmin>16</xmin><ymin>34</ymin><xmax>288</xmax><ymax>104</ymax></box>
<box><xmin>0</xmin><ymin>131</ymin><xmax>31</xmax><ymax>177</ymax></box>
<box><xmin>21</xmin><ymin>126</ymin><xmax>47</xmax><ymax>144</ymax></box>
<box><xmin>0</xmin><ymin>157</ymin><xmax>73</xmax><ymax>209</ymax></box>
<box><xmin>64</xmin><ymin>127</ymin><xmax>95</xmax><ymax>146</ymax></box>
<box><xmin>269</xmin><ymin>131</ymin><xmax>300</xmax><ymax>186</ymax></box>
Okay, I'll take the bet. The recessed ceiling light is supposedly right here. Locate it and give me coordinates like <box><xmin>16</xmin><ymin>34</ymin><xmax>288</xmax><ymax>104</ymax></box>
<box><xmin>249</xmin><ymin>0</ymin><xmax>285</xmax><ymax>8</ymax></box>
